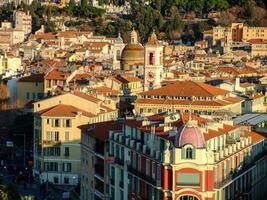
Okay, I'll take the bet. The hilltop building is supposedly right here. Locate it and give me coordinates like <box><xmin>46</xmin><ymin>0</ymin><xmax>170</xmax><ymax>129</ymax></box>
<box><xmin>212</xmin><ymin>23</ymin><xmax>267</xmax><ymax>46</ymax></box>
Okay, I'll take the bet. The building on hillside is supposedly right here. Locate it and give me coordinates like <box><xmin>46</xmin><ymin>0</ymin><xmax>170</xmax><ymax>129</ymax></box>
<box><xmin>212</xmin><ymin>23</ymin><xmax>267</xmax><ymax>46</ymax></box>
<box><xmin>108</xmin><ymin>112</ymin><xmax>267</xmax><ymax>200</ymax></box>
<box><xmin>134</xmin><ymin>80</ymin><xmax>243</xmax><ymax>116</ymax></box>
<box><xmin>248</xmin><ymin>39</ymin><xmax>267</xmax><ymax>57</ymax></box>
<box><xmin>79</xmin><ymin>121</ymin><xmax>122</xmax><ymax>200</ymax></box>
<box><xmin>17</xmin><ymin>73</ymin><xmax>44</xmax><ymax>105</ymax></box>
<box><xmin>13</xmin><ymin>10</ymin><xmax>32</xmax><ymax>38</ymax></box>
<box><xmin>0</xmin><ymin>21</ymin><xmax>24</xmax><ymax>50</ymax></box>
<box><xmin>0</xmin><ymin>0</ymin><xmax>33</xmax><ymax>6</ymax></box>
<box><xmin>32</xmin><ymin>91</ymin><xmax>118</xmax><ymax>186</ymax></box>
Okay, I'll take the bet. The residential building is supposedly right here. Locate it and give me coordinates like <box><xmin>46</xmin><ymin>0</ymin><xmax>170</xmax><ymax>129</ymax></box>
<box><xmin>33</xmin><ymin>91</ymin><xmax>118</xmax><ymax>186</ymax></box>
<box><xmin>212</xmin><ymin>23</ymin><xmax>267</xmax><ymax>46</ymax></box>
<box><xmin>80</xmin><ymin>121</ymin><xmax>122</xmax><ymax>200</ymax></box>
<box><xmin>248</xmin><ymin>39</ymin><xmax>267</xmax><ymax>57</ymax></box>
<box><xmin>134</xmin><ymin>80</ymin><xmax>243</xmax><ymax>116</ymax></box>
<box><xmin>17</xmin><ymin>73</ymin><xmax>45</xmax><ymax>105</ymax></box>
<box><xmin>108</xmin><ymin>112</ymin><xmax>267</xmax><ymax>200</ymax></box>
<box><xmin>13</xmin><ymin>10</ymin><xmax>32</xmax><ymax>38</ymax></box>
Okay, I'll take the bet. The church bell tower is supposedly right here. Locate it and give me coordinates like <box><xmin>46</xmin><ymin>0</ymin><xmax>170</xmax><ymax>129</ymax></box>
<box><xmin>144</xmin><ymin>31</ymin><xmax>163</xmax><ymax>91</ymax></box>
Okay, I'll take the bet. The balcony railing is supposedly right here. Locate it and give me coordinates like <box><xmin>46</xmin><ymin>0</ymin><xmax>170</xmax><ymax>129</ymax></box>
<box><xmin>127</xmin><ymin>166</ymin><xmax>159</xmax><ymax>187</ymax></box>
<box><xmin>42</xmin><ymin>140</ymin><xmax>61</xmax><ymax>146</ymax></box>
<box><xmin>214</xmin><ymin>148</ymin><xmax>267</xmax><ymax>189</ymax></box>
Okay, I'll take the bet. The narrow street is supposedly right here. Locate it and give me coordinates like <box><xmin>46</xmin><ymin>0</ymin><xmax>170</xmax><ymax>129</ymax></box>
<box><xmin>0</xmin><ymin>172</ymin><xmax>41</xmax><ymax>199</ymax></box>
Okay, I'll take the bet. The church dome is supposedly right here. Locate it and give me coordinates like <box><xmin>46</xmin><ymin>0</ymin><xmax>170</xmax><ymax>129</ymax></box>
<box><xmin>175</xmin><ymin>120</ymin><xmax>205</xmax><ymax>148</ymax></box>
<box><xmin>121</xmin><ymin>29</ymin><xmax>144</xmax><ymax>70</ymax></box>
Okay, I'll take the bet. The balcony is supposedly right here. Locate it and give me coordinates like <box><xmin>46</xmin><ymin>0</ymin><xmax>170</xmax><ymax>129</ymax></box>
<box><xmin>127</xmin><ymin>166</ymin><xmax>158</xmax><ymax>187</ymax></box>
<box><xmin>214</xmin><ymin>148</ymin><xmax>267</xmax><ymax>189</ymax></box>
<box><xmin>42</xmin><ymin>140</ymin><xmax>61</xmax><ymax>147</ymax></box>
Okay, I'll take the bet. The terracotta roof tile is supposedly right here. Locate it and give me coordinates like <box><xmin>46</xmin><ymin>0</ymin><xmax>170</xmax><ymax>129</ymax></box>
<box><xmin>37</xmin><ymin>104</ymin><xmax>96</xmax><ymax>117</ymax></box>
<box><xmin>79</xmin><ymin>121</ymin><xmax>122</xmax><ymax>141</ymax></box>
<box><xmin>72</xmin><ymin>91</ymin><xmax>101</xmax><ymax>103</ymax></box>
<box><xmin>18</xmin><ymin>73</ymin><xmax>44</xmax><ymax>82</ymax></box>
<box><xmin>141</xmin><ymin>80</ymin><xmax>228</xmax><ymax>97</ymax></box>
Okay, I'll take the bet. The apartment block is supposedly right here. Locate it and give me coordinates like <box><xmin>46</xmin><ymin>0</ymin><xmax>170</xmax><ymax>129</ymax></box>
<box><xmin>33</xmin><ymin>91</ymin><xmax>118</xmax><ymax>186</ymax></box>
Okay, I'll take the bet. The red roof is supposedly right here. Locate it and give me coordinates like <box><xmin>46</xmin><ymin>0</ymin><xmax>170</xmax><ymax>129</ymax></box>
<box><xmin>141</xmin><ymin>80</ymin><xmax>228</xmax><ymax>97</ymax></box>
<box><xmin>37</xmin><ymin>104</ymin><xmax>96</xmax><ymax>117</ymax></box>
<box><xmin>45</xmin><ymin>69</ymin><xmax>70</xmax><ymax>80</ymax></box>
<box><xmin>18</xmin><ymin>74</ymin><xmax>44</xmax><ymax>82</ymax></box>
<box><xmin>72</xmin><ymin>91</ymin><xmax>101</xmax><ymax>103</ymax></box>
<box><xmin>79</xmin><ymin>121</ymin><xmax>122</xmax><ymax>141</ymax></box>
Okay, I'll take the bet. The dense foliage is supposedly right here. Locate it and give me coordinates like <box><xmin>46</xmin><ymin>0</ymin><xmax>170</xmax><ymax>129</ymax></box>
<box><xmin>0</xmin><ymin>0</ymin><xmax>266</xmax><ymax>42</ymax></box>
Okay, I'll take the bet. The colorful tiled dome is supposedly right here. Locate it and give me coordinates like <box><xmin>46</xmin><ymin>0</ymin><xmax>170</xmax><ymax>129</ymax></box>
<box><xmin>175</xmin><ymin>120</ymin><xmax>205</xmax><ymax>148</ymax></box>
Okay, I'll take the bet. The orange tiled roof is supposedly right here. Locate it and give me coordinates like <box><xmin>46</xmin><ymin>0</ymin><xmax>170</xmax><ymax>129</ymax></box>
<box><xmin>37</xmin><ymin>104</ymin><xmax>96</xmax><ymax>117</ymax></box>
<box><xmin>45</xmin><ymin>69</ymin><xmax>70</xmax><ymax>80</ymax></box>
<box><xmin>244</xmin><ymin>130</ymin><xmax>265</xmax><ymax>144</ymax></box>
<box><xmin>135</xmin><ymin>98</ymin><xmax>241</xmax><ymax>106</ymax></box>
<box><xmin>94</xmin><ymin>86</ymin><xmax>119</xmax><ymax>95</ymax></box>
<box><xmin>204</xmin><ymin>124</ymin><xmax>238</xmax><ymax>140</ymax></box>
<box><xmin>18</xmin><ymin>73</ymin><xmax>44</xmax><ymax>82</ymax></box>
<box><xmin>141</xmin><ymin>81</ymin><xmax>228</xmax><ymax>97</ymax></box>
<box><xmin>72</xmin><ymin>91</ymin><xmax>101</xmax><ymax>104</ymax></box>
<box><xmin>79</xmin><ymin>121</ymin><xmax>122</xmax><ymax>141</ymax></box>
<box><xmin>115</xmin><ymin>75</ymin><xmax>142</xmax><ymax>83</ymax></box>
<box><xmin>30</xmin><ymin>33</ymin><xmax>56</xmax><ymax>40</ymax></box>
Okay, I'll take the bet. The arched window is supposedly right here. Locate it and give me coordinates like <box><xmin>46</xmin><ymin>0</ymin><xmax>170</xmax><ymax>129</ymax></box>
<box><xmin>179</xmin><ymin>195</ymin><xmax>199</xmax><ymax>200</ymax></box>
<box><xmin>116</xmin><ymin>50</ymin><xmax>120</xmax><ymax>60</ymax></box>
<box><xmin>186</xmin><ymin>147</ymin><xmax>193</xmax><ymax>159</ymax></box>
<box><xmin>149</xmin><ymin>53</ymin><xmax>154</xmax><ymax>65</ymax></box>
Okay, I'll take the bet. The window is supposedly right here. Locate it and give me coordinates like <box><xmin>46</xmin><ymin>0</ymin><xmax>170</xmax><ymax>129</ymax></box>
<box><xmin>47</xmin><ymin>119</ymin><xmax>49</xmax><ymax>125</ymax></box>
<box><xmin>37</xmin><ymin>93</ymin><xmax>43</xmax><ymax>99</ymax></box>
<box><xmin>138</xmin><ymin>155</ymin><xmax>142</xmax><ymax>172</ymax></box>
<box><xmin>149</xmin><ymin>53</ymin><xmax>154</xmax><ymax>65</ymax></box>
<box><xmin>55</xmin><ymin>119</ymin><xmax>60</xmax><ymax>127</ymax></box>
<box><xmin>26</xmin><ymin>92</ymin><xmax>30</xmax><ymax>100</ymax></box>
<box><xmin>32</xmin><ymin>93</ymin><xmax>36</xmax><ymax>100</ymax></box>
<box><xmin>179</xmin><ymin>195</ymin><xmax>199</xmax><ymax>200</ymax></box>
<box><xmin>65</xmin><ymin>131</ymin><xmax>69</xmax><ymax>141</ymax></box>
<box><xmin>64</xmin><ymin>177</ymin><xmax>69</xmax><ymax>184</ymax></box>
<box><xmin>64</xmin><ymin>147</ymin><xmax>69</xmax><ymax>157</ymax></box>
<box><xmin>146</xmin><ymin>159</ymin><xmax>150</xmax><ymax>176</ymax></box>
<box><xmin>63</xmin><ymin>163</ymin><xmax>72</xmax><ymax>172</ymax></box>
<box><xmin>35</xmin><ymin>82</ymin><xmax>38</xmax><ymax>86</ymax></box>
<box><xmin>186</xmin><ymin>147</ymin><xmax>193</xmax><ymax>159</ymax></box>
<box><xmin>65</xmin><ymin>119</ymin><xmax>71</xmax><ymax>127</ymax></box>
<box><xmin>176</xmin><ymin>173</ymin><xmax>200</xmax><ymax>186</ymax></box>
<box><xmin>46</xmin><ymin>131</ymin><xmax>51</xmax><ymax>141</ymax></box>
<box><xmin>54</xmin><ymin>177</ymin><xmax>59</xmax><ymax>184</ymax></box>
<box><xmin>54</xmin><ymin>131</ymin><xmax>59</xmax><ymax>141</ymax></box>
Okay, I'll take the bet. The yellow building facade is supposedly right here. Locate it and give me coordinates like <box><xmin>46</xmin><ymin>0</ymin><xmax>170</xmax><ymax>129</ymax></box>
<box><xmin>33</xmin><ymin>91</ymin><xmax>118</xmax><ymax>186</ymax></box>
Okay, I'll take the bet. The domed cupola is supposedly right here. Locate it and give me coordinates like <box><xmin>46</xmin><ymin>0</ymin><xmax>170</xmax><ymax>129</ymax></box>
<box><xmin>175</xmin><ymin>118</ymin><xmax>205</xmax><ymax>148</ymax></box>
